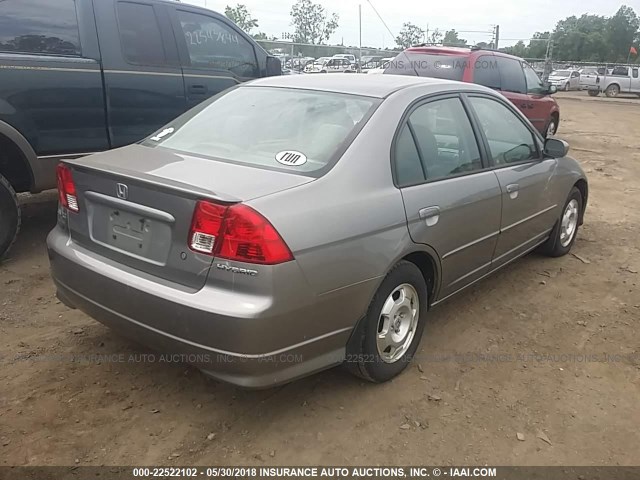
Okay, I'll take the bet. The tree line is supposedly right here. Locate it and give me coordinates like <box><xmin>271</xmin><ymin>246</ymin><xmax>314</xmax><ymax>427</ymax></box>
<box><xmin>224</xmin><ymin>2</ymin><xmax>639</xmax><ymax>63</ymax></box>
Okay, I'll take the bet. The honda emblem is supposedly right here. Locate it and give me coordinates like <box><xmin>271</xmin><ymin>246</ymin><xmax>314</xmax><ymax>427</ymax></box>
<box><xmin>116</xmin><ymin>183</ymin><xmax>128</xmax><ymax>200</ymax></box>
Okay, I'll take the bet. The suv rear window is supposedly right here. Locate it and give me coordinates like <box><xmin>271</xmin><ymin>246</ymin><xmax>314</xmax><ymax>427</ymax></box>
<box><xmin>0</xmin><ymin>0</ymin><xmax>81</xmax><ymax>56</ymax></box>
<box><xmin>384</xmin><ymin>51</ymin><xmax>465</xmax><ymax>81</ymax></box>
<box><xmin>145</xmin><ymin>86</ymin><xmax>379</xmax><ymax>175</ymax></box>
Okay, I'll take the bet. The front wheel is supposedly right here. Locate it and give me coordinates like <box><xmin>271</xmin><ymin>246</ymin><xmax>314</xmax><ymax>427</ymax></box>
<box><xmin>564</xmin><ymin>83</ymin><xmax>570</xmax><ymax>91</ymax></box>
<box><xmin>539</xmin><ymin>187</ymin><xmax>583</xmax><ymax>257</ymax></box>
<box><xmin>346</xmin><ymin>261</ymin><xmax>427</xmax><ymax>383</ymax></box>
<box><xmin>544</xmin><ymin>115</ymin><xmax>559</xmax><ymax>138</ymax></box>
<box><xmin>588</xmin><ymin>89</ymin><xmax>600</xmax><ymax>97</ymax></box>
<box><xmin>0</xmin><ymin>173</ymin><xmax>21</xmax><ymax>260</ymax></box>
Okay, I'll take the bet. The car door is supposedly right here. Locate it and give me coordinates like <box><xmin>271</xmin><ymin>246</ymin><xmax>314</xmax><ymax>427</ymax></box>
<box><xmin>494</xmin><ymin>56</ymin><xmax>547</xmax><ymax>134</ymax></box>
<box><xmin>570</xmin><ymin>71</ymin><xmax>580</xmax><ymax>89</ymax></box>
<box><xmin>168</xmin><ymin>7</ymin><xmax>259</xmax><ymax>108</ymax></box>
<box><xmin>466</xmin><ymin>94</ymin><xmax>558</xmax><ymax>269</ymax></box>
<box><xmin>521</xmin><ymin>62</ymin><xmax>554</xmax><ymax>133</ymax></box>
<box><xmin>394</xmin><ymin>95</ymin><xmax>502</xmax><ymax>300</ymax></box>
<box><xmin>95</xmin><ymin>0</ymin><xmax>186</xmax><ymax>148</ymax></box>
<box><xmin>632</xmin><ymin>67</ymin><xmax>640</xmax><ymax>92</ymax></box>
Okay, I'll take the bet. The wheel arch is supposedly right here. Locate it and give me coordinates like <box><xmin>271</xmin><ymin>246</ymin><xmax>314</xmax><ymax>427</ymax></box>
<box><xmin>0</xmin><ymin>121</ymin><xmax>38</xmax><ymax>193</ymax></box>
<box><xmin>573</xmin><ymin>178</ymin><xmax>588</xmax><ymax>225</ymax></box>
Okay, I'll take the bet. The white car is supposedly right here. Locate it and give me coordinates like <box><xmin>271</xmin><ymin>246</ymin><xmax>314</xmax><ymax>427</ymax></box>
<box><xmin>367</xmin><ymin>57</ymin><xmax>396</xmax><ymax>75</ymax></box>
<box><xmin>548</xmin><ymin>69</ymin><xmax>581</xmax><ymax>91</ymax></box>
<box><xmin>304</xmin><ymin>57</ymin><xmax>332</xmax><ymax>73</ymax></box>
<box><xmin>333</xmin><ymin>54</ymin><xmax>356</xmax><ymax>65</ymax></box>
<box><xmin>306</xmin><ymin>57</ymin><xmax>356</xmax><ymax>74</ymax></box>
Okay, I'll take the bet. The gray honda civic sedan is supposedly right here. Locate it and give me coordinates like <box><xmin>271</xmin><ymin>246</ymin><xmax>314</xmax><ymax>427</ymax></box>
<box><xmin>48</xmin><ymin>74</ymin><xmax>588</xmax><ymax>388</ymax></box>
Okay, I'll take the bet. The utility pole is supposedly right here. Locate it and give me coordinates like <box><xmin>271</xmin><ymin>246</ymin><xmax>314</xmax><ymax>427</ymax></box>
<box><xmin>359</xmin><ymin>4</ymin><xmax>362</xmax><ymax>67</ymax></box>
<box><xmin>494</xmin><ymin>25</ymin><xmax>500</xmax><ymax>50</ymax></box>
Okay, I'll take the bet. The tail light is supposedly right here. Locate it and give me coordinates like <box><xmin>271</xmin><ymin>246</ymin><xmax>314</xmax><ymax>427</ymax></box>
<box><xmin>189</xmin><ymin>201</ymin><xmax>293</xmax><ymax>265</ymax></box>
<box><xmin>56</xmin><ymin>163</ymin><xmax>79</xmax><ymax>212</ymax></box>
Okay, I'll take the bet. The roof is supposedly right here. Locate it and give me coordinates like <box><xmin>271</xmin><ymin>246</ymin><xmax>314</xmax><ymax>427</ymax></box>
<box><xmin>406</xmin><ymin>46</ymin><xmax>472</xmax><ymax>55</ymax></box>
<box><xmin>245</xmin><ymin>74</ymin><xmax>477</xmax><ymax>98</ymax></box>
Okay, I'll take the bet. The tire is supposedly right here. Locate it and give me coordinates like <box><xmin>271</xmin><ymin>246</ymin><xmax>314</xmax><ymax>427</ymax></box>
<box><xmin>588</xmin><ymin>89</ymin><xmax>600</xmax><ymax>97</ymax></box>
<box><xmin>605</xmin><ymin>84</ymin><xmax>620</xmax><ymax>98</ymax></box>
<box><xmin>543</xmin><ymin>115</ymin><xmax>558</xmax><ymax>138</ymax></box>
<box><xmin>539</xmin><ymin>187</ymin><xmax>583</xmax><ymax>258</ymax></box>
<box><xmin>346</xmin><ymin>260</ymin><xmax>428</xmax><ymax>383</ymax></box>
<box><xmin>0</xmin><ymin>173</ymin><xmax>21</xmax><ymax>260</ymax></box>
<box><xmin>564</xmin><ymin>83</ymin><xmax>570</xmax><ymax>91</ymax></box>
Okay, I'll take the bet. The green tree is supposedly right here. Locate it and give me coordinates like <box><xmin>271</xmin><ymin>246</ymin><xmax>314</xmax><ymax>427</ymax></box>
<box><xmin>395</xmin><ymin>22</ymin><xmax>425</xmax><ymax>48</ymax></box>
<box><xmin>442</xmin><ymin>29</ymin><xmax>467</xmax><ymax>47</ymax></box>
<box><xmin>224</xmin><ymin>4</ymin><xmax>258</xmax><ymax>34</ymax></box>
<box><xmin>290</xmin><ymin>0</ymin><xmax>339</xmax><ymax>45</ymax></box>
<box><xmin>606</xmin><ymin>6</ymin><xmax>639</xmax><ymax>61</ymax></box>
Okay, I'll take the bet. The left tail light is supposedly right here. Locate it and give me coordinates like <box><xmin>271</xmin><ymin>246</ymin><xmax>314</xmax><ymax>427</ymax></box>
<box><xmin>56</xmin><ymin>163</ymin><xmax>78</xmax><ymax>212</ymax></box>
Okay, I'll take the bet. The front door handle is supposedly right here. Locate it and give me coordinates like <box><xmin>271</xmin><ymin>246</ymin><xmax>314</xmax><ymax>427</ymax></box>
<box><xmin>506</xmin><ymin>183</ymin><xmax>519</xmax><ymax>199</ymax></box>
<box><xmin>419</xmin><ymin>206</ymin><xmax>440</xmax><ymax>226</ymax></box>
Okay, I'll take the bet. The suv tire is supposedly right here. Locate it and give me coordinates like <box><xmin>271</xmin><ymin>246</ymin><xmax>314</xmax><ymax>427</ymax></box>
<box><xmin>0</xmin><ymin>173</ymin><xmax>20</xmax><ymax>260</ymax></box>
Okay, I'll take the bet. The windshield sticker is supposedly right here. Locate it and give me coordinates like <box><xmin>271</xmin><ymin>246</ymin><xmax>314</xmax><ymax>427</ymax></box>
<box><xmin>150</xmin><ymin>127</ymin><xmax>174</xmax><ymax>141</ymax></box>
<box><xmin>275</xmin><ymin>150</ymin><xmax>307</xmax><ymax>166</ymax></box>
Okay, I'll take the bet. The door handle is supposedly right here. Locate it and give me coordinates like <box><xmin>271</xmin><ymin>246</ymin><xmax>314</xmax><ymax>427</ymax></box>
<box><xmin>506</xmin><ymin>183</ymin><xmax>519</xmax><ymax>199</ymax></box>
<box><xmin>419</xmin><ymin>206</ymin><xmax>440</xmax><ymax>226</ymax></box>
<box><xmin>189</xmin><ymin>84</ymin><xmax>207</xmax><ymax>94</ymax></box>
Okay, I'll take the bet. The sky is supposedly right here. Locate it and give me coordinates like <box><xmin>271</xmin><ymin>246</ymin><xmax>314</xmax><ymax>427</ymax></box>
<box><xmin>183</xmin><ymin>0</ymin><xmax>640</xmax><ymax>49</ymax></box>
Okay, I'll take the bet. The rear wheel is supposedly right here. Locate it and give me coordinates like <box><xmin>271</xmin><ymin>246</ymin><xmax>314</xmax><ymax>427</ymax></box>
<box><xmin>605</xmin><ymin>84</ymin><xmax>620</xmax><ymax>98</ymax></box>
<box><xmin>539</xmin><ymin>187</ymin><xmax>582</xmax><ymax>257</ymax></box>
<box><xmin>346</xmin><ymin>261</ymin><xmax>428</xmax><ymax>383</ymax></box>
<box><xmin>0</xmin><ymin>173</ymin><xmax>20</xmax><ymax>260</ymax></box>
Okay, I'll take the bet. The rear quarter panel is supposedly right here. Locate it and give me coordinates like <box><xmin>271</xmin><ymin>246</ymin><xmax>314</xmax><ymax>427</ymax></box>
<box><xmin>247</xmin><ymin>89</ymin><xmax>429</xmax><ymax>330</ymax></box>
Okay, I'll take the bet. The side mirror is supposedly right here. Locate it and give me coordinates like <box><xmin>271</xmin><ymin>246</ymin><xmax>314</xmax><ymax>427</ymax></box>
<box><xmin>547</xmin><ymin>85</ymin><xmax>558</xmax><ymax>95</ymax></box>
<box><xmin>544</xmin><ymin>138</ymin><xmax>570</xmax><ymax>157</ymax></box>
<box><xmin>266</xmin><ymin>56</ymin><xmax>282</xmax><ymax>76</ymax></box>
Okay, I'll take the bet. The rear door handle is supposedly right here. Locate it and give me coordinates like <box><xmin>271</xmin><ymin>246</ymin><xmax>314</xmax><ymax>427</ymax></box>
<box><xmin>419</xmin><ymin>206</ymin><xmax>440</xmax><ymax>226</ymax></box>
<box><xmin>506</xmin><ymin>183</ymin><xmax>519</xmax><ymax>199</ymax></box>
<box><xmin>189</xmin><ymin>84</ymin><xmax>207</xmax><ymax>94</ymax></box>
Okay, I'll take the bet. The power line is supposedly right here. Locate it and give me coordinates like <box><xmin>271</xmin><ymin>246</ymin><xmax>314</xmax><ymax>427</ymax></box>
<box><xmin>365</xmin><ymin>0</ymin><xmax>395</xmax><ymax>41</ymax></box>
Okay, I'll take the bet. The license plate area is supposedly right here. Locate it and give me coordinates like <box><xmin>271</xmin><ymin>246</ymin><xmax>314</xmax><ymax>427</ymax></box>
<box><xmin>86</xmin><ymin>196</ymin><xmax>173</xmax><ymax>266</ymax></box>
<box><xmin>108</xmin><ymin>209</ymin><xmax>153</xmax><ymax>255</ymax></box>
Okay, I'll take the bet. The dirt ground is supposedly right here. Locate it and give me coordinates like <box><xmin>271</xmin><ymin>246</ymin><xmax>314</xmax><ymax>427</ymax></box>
<box><xmin>1</xmin><ymin>92</ymin><xmax>639</xmax><ymax>467</ymax></box>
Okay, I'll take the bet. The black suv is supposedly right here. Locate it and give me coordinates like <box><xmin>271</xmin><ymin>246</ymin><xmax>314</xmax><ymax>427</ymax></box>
<box><xmin>0</xmin><ymin>0</ymin><xmax>280</xmax><ymax>258</ymax></box>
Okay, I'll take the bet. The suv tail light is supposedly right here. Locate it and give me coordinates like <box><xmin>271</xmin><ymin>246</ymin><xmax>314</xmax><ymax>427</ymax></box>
<box><xmin>189</xmin><ymin>201</ymin><xmax>293</xmax><ymax>265</ymax></box>
<box><xmin>56</xmin><ymin>163</ymin><xmax>79</xmax><ymax>212</ymax></box>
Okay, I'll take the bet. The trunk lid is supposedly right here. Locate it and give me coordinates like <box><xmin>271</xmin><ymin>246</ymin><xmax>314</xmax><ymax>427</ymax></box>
<box><xmin>64</xmin><ymin>145</ymin><xmax>313</xmax><ymax>289</ymax></box>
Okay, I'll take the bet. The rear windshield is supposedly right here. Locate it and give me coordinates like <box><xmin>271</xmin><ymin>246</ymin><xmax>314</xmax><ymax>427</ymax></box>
<box><xmin>384</xmin><ymin>51</ymin><xmax>465</xmax><ymax>81</ymax></box>
<box><xmin>143</xmin><ymin>86</ymin><xmax>379</xmax><ymax>174</ymax></box>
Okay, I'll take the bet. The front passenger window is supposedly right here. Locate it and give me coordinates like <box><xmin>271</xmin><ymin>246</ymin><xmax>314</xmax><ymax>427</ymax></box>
<box><xmin>469</xmin><ymin>96</ymin><xmax>539</xmax><ymax>165</ymax></box>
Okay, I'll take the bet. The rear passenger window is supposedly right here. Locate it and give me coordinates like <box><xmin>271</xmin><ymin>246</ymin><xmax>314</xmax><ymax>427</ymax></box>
<box><xmin>408</xmin><ymin>98</ymin><xmax>483</xmax><ymax>181</ymax></box>
<box><xmin>117</xmin><ymin>2</ymin><xmax>167</xmax><ymax>66</ymax></box>
<box><xmin>0</xmin><ymin>0</ymin><xmax>81</xmax><ymax>56</ymax></box>
<box><xmin>177</xmin><ymin>11</ymin><xmax>258</xmax><ymax>77</ymax></box>
<box><xmin>474</xmin><ymin>55</ymin><xmax>501</xmax><ymax>90</ymax></box>
<box><xmin>496</xmin><ymin>57</ymin><xmax>526</xmax><ymax>94</ymax></box>
<box><xmin>394</xmin><ymin>125</ymin><xmax>425</xmax><ymax>187</ymax></box>
<box><xmin>633</xmin><ymin>68</ymin><xmax>638</xmax><ymax>79</ymax></box>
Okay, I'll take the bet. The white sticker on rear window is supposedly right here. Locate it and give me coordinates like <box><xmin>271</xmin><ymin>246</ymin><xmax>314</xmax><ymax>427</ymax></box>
<box><xmin>150</xmin><ymin>127</ymin><xmax>174</xmax><ymax>141</ymax></box>
<box><xmin>275</xmin><ymin>150</ymin><xmax>307</xmax><ymax>166</ymax></box>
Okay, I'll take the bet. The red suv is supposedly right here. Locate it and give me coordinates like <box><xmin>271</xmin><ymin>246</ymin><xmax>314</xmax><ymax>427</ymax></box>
<box><xmin>384</xmin><ymin>46</ymin><xmax>560</xmax><ymax>137</ymax></box>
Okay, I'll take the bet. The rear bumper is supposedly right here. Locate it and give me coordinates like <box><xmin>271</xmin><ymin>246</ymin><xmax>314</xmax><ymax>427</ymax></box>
<box><xmin>47</xmin><ymin>227</ymin><xmax>353</xmax><ymax>388</ymax></box>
